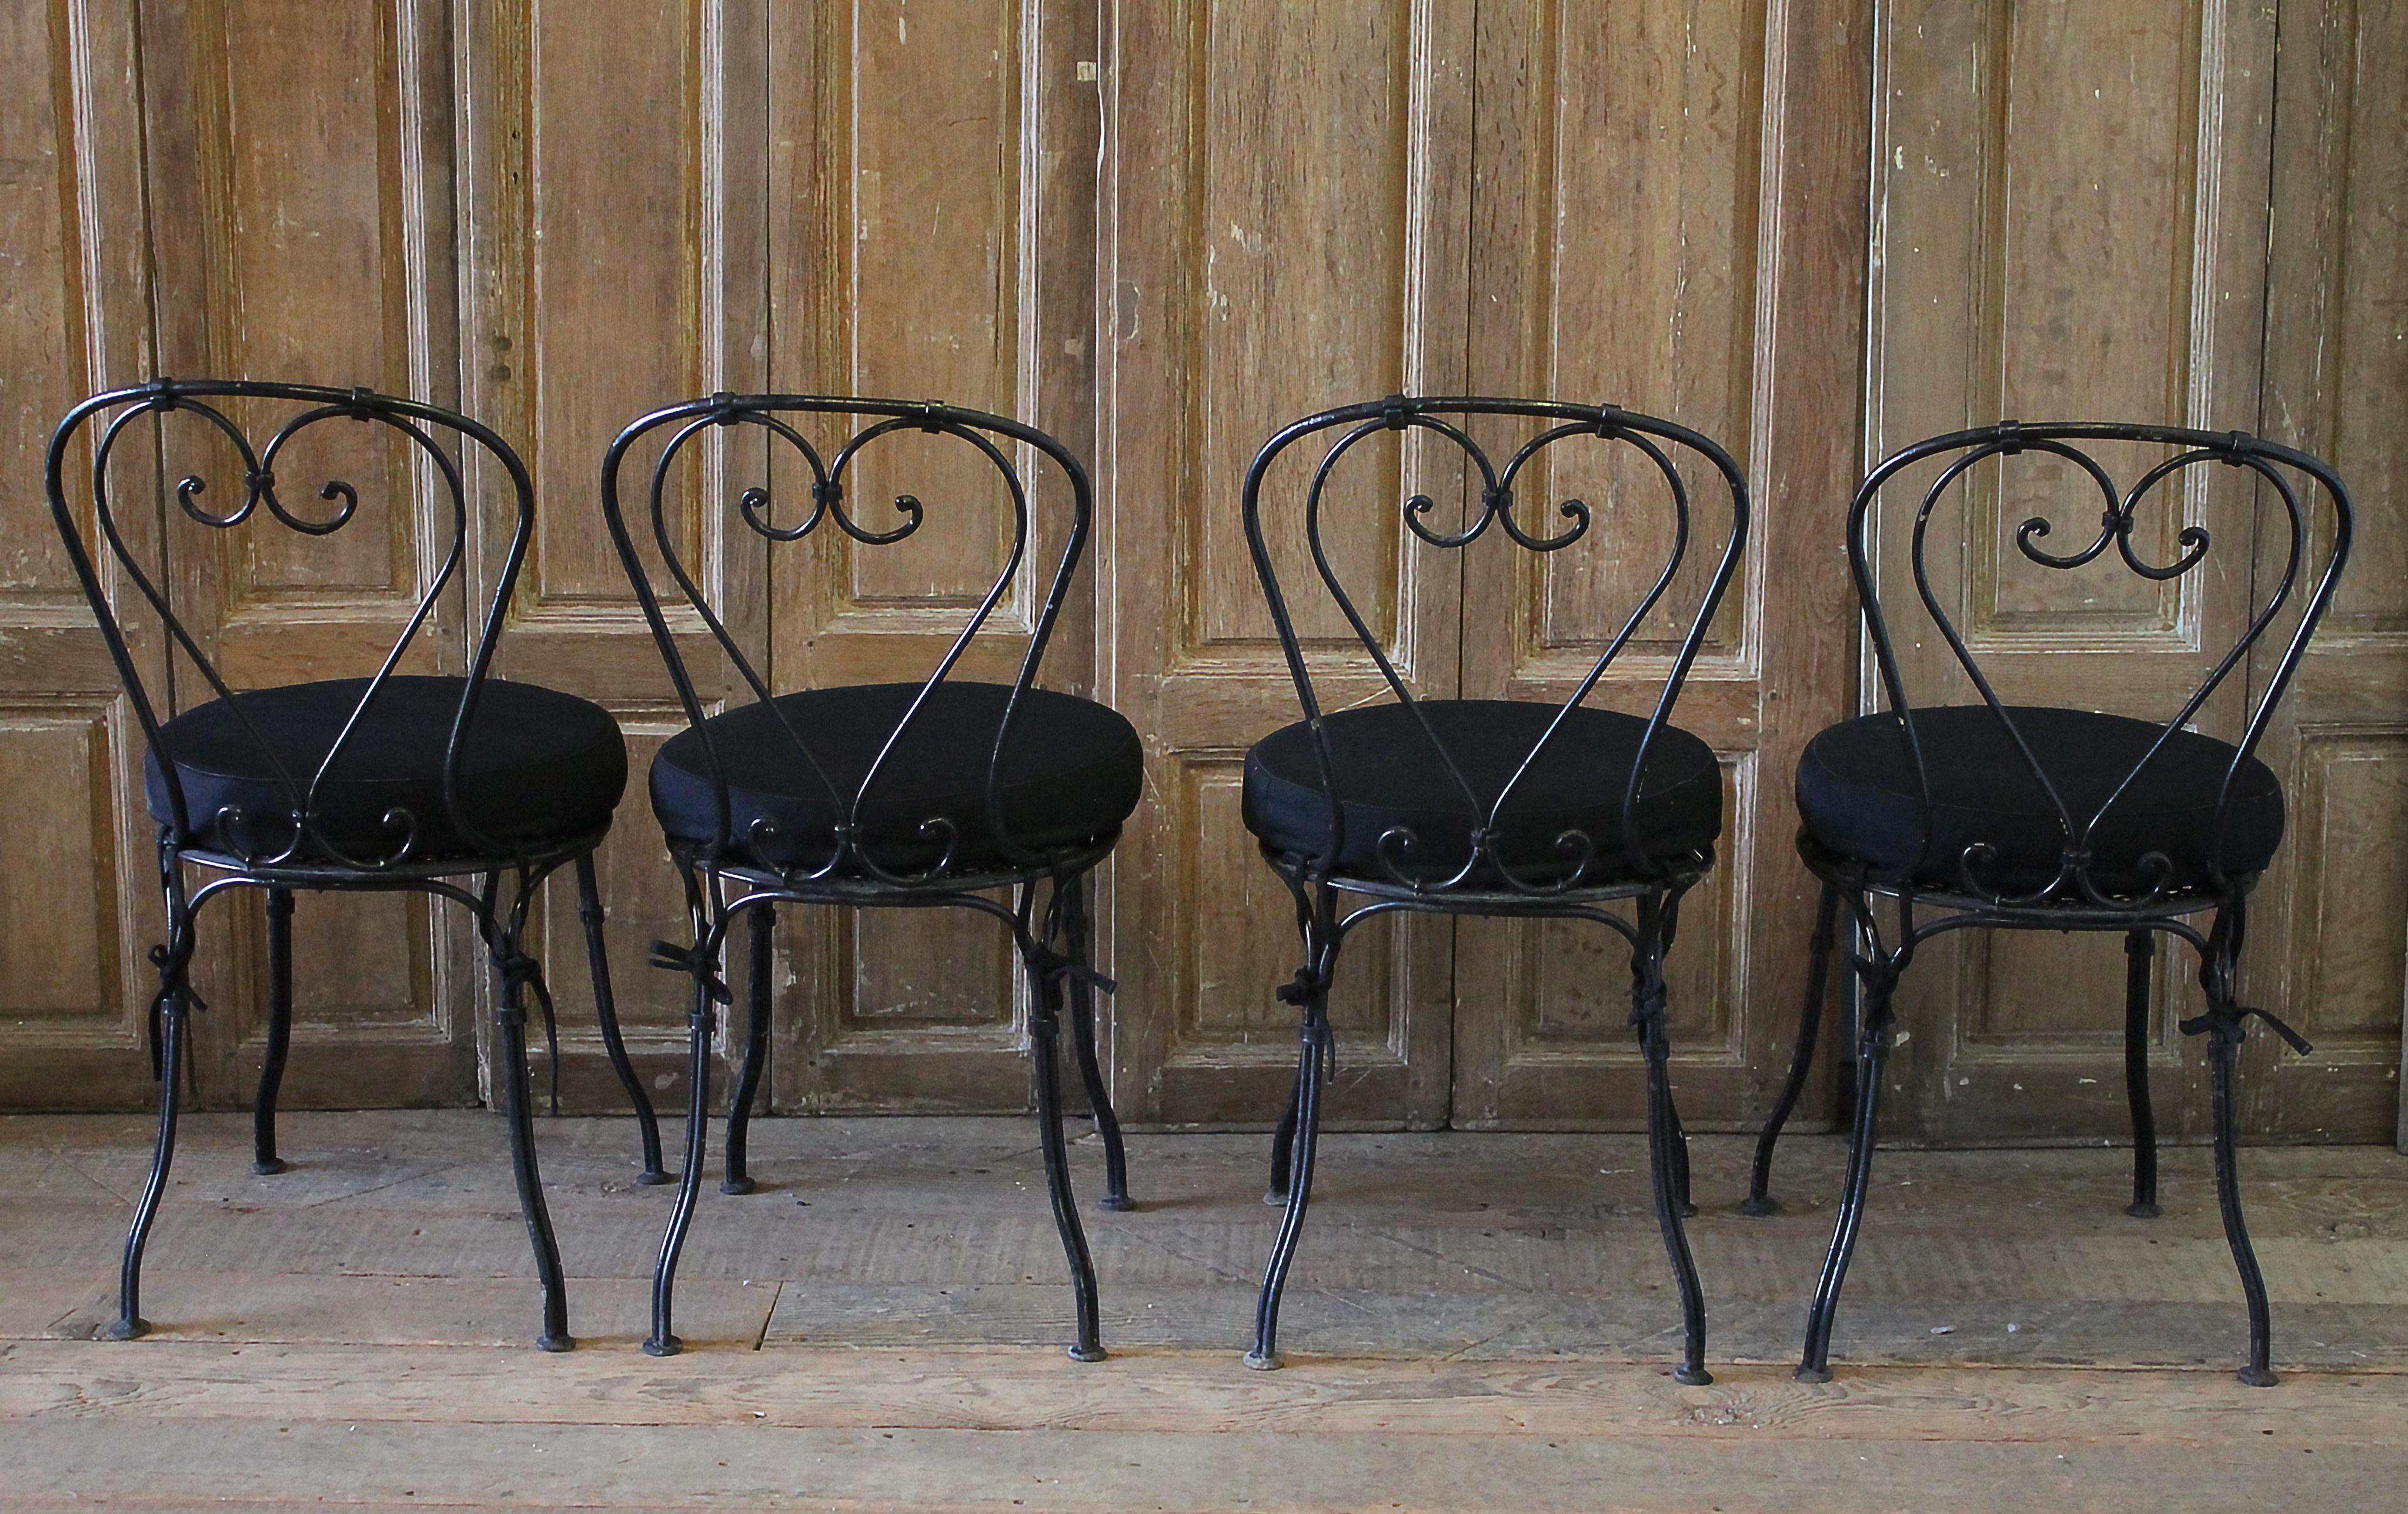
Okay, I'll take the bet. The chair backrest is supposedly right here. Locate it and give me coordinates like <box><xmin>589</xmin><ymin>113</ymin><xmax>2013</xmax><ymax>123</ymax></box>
<box><xmin>46</xmin><ymin>378</ymin><xmax>535</xmax><ymax>869</ymax></box>
<box><xmin>1849</xmin><ymin>420</ymin><xmax>2353</xmax><ymax>907</ymax></box>
<box><xmin>599</xmin><ymin>394</ymin><xmax>1094</xmax><ymax>883</ymax></box>
<box><xmin>1242</xmin><ymin>394</ymin><xmax>1749</xmax><ymax>892</ymax></box>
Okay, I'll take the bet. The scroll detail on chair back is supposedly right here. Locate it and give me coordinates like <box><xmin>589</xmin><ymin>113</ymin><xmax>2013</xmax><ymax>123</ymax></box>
<box><xmin>1745</xmin><ymin>421</ymin><xmax>2353</xmax><ymax>1387</ymax></box>
<box><xmin>1236</xmin><ymin>394</ymin><xmax>1749</xmax><ymax>1379</ymax></box>
<box><xmin>599</xmin><ymin>394</ymin><xmax>1138</xmax><ymax>1362</ymax></box>
<box><xmin>48</xmin><ymin>378</ymin><xmax>663</xmax><ymax>1352</ymax></box>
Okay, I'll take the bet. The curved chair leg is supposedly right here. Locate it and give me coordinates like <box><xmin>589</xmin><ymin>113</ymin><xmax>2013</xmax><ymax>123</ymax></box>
<box><xmin>1797</xmin><ymin>960</ymin><xmax>1899</xmax><ymax>1383</ymax></box>
<box><xmin>1744</xmin><ymin>879</ymin><xmax>1841</xmax><ymax>1216</ymax></box>
<box><xmin>111</xmin><ymin>977</ymin><xmax>192</xmax><ymax>1342</ymax></box>
<box><xmin>493</xmin><ymin>938</ymin><xmax>572</xmax><ymax>1352</ymax></box>
<box><xmin>1060</xmin><ymin>873</ymin><xmax>1132</xmax><ymax>1212</ymax></box>
<box><xmin>2207</xmin><ymin>1026</ymin><xmax>2276</xmax><ymax>1386</ymax></box>
<box><xmin>1265</xmin><ymin>1064</ymin><xmax>1303</xmax><ymax>1205</ymax></box>
<box><xmin>1632</xmin><ymin>898</ymin><xmax>1709</xmax><ymax>1385</ymax></box>
<box><xmin>575</xmin><ymin>852</ymin><xmax>668</xmax><ymax>1185</ymax></box>
<box><xmin>646</xmin><ymin>941</ymin><xmax>721</xmax><ymax>1358</ymax></box>
<box><xmin>2123</xmin><ymin>929</ymin><xmax>2160</xmax><ymax>1218</ymax></box>
<box><xmin>1248</xmin><ymin>925</ymin><xmax>1335</xmax><ymax>1372</ymax></box>
<box><xmin>1024</xmin><ymin>936</ymin><xmax>1105</xmax><ymax>1362</ymax></box>
<box><xmin>722</xmin><ymin>906</ymin><xmax>774</xmax><ymax>1196</ymax></box>
<box><xmin>251</xmin><ymin>887</ymin><xmax>296</xmax><ymax>1176</ymax></box>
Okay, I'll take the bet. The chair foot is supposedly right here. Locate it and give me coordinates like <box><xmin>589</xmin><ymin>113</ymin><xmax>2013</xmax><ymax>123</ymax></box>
<box><xmin>2237</xmin><ymin>1365</ymin><xmax>2278</xmax><ymax>1389</ymax></box>
<box><xmin>1262</xmin><ymin>1187</ymin><xmax>1288</xmax><ymax>1206</ymax></box>
<box><xmin>1242</xmin><ymin>1349</ymin><xmax>1282</xmax><ymax>1371</ymax></box>
<box><xmin>1097</xmin><ymin>1193</ymin><xmax>1135</xmax><ymax>1213</ymax></box>
<box><xmin>1737</xmin><ymin>1194</ymin><xmax>1779</xmax><ymax>1218</ymax></box>
<box><xmin>250</xmin><ymin>1158</ymin><xmax>290</xmax><ymax>1177</ymax></box>
<box><xmin>1674</xmin><ymin>1365</ymin><xmax>1713</xmax><ymax>1386</ymax></box>
<box><xmin>1068</xmin><ymin>1343</ymin><xmax>1107</xmax><ymax>1363</ymax></box>
<box><xmin>536</xmin><ymin>1331</ymin><xmax>575</xmax><ymax>1353</ymax></box>
<box><xmin>1793</xmin><ymin>1363</ymin><xmax>1833</xmax><ymax>1385</ymax></box>
<box><xmin>105</xmin><ymin>1316</ymin><xmax>149</xmax><ymax>1342</ymax></box>
<box><xmin>642</xmin><ymin>1333</ymin><xmax>683</xmax><ymax>1358</ymax></box>
<box><xmin>634</xmin><ymin>1168</ymin><xmax>674</xmax><ymax>1187</ymax></box>
<box><xmin>718</xmin><ymin>1177</ymin><xmax>757</xmax><ymax>1196</ymax></box>
<box><xmin>2125</xmin><ymin>1199</ymin><xmax>2161</xmax><ymax>1219</ymax></box>
<box><xmin>1679</xmin><ymin>1200</ymin><xmax>1699</xmax><ymax>1219</ymax></box>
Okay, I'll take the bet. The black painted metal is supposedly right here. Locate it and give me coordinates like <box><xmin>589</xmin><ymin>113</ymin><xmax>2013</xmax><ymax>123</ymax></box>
<box><xmin>48</xmin><ymin>378</ymin><xmax>666</xmax><ymax>1350</ymax></box>
<box><xmin>1237</xmin><ymin>395</ymin><xmax>1748</xmax><ymax>1380</ymax></box>
<box><xmin>251</xmin><ymin>887</ymin><xmax>295</xmax><ymax>1176</ymax></box>
<box><xmin>721</xmin><ymin>905</ymin><xmax>774</xmax><ymax>1196</ymax></box>
<box><xmin>1749</xmin><ymin>421</ymin><xmax>2352</xmax><ymax>1388</ymax></box>
<box><xmin>2124</xmin><ymin>929</ymin><xmax>2160</xmax><ymax>1218</ymax></box>
<box><xmin>601</xmin><ymin>394</ymin><xmax>1131</xmax><ymax>1362</ymax></box>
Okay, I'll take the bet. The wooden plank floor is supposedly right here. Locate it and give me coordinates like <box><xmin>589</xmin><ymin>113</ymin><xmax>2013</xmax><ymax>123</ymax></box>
<box><xmin>6</xmin><ymin>1111</ymin><xmax>2406</xmax><ymax>1510</ymax></box>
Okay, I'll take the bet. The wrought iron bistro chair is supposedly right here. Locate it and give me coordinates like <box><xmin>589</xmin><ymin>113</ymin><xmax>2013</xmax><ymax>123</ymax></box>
<box><xmin>1743</xmin><ymin>422</ymin><xmax>2352</xmax><ymax>1387</ymax></box>
<box><xmin>49</xmin><ymin>378</ymin><xmax>668</xmax><ymax>1352</ymax></box>
<box><xmin>603</xmin><ymin>393</ymin><xmax>1140</xmax><ymax>1361</ymax></box>
<box><xmin>1238</xmin><ymin>396</ymin><xmax>1748</xmax><ymax>1379</ymax></box>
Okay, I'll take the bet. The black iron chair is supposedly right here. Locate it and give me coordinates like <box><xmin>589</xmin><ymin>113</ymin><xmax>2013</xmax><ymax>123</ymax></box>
<box><xmin>1742</xmin><ymin>421</ymin><xmax>2352</xmax><ymax>1387</ymax></box>
<box><xmin>602</xmin><ymin>393</ymin><xmax>1138</xmax><ymax>1360</ymax></box>
<box><xmin>50</xmin><ymin>378</ymin><xmax>667</xmax><ymax>1352</ymax></box>
<box><xmin>1237</xmin><ymin>395</ymin><xmax>1748</xmax><ymax>1379</ymax></box>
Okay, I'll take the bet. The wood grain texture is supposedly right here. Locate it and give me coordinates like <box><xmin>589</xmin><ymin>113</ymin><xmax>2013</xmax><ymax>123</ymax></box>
<box><xmin>6</xmin><ymin>1111</ymin><xmax>2408</xmax><ymax>1512</ymax></box>
<box><xmin>1859</xmin><ymin>0</ymin><xmax>2282</xmax><ymax>1142</ymax></box>
<box><xmin>1099</xmin><ymin>0</ymin><xmax>1475</xmax><ymax>1131</ymax></box>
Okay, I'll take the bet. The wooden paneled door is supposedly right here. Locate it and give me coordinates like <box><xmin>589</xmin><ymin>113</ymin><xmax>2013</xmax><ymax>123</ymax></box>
<box><xmin>756</xmin><ymin>0</ymin><xmax>1102</xmax><ymax>1112</ymax></box>
<box><xmin>139</xmin><ymin>0</ymin><xmax>482</xmax><ymax>1111</ymax></box>
<box><xmin>2249</xmin><ymin>0</ymin><xmax>2408</xmax><ymax>1143</ymax></box>
<box><xmin>1444</xmin><ymin>1</ymin><xmax>1869</xmax><ymax>1130</ymax></box>
<box><xmin>1102</xmin><ymin>1</ymin><xmax>1478</xmax><ymax>1129</ymax></box>
<box><xmin>458</xmin><ymin>0</ymin><xmax>773</xmax><ymax>1116</ymax></box>
<box><xmin>1859</xmin><ymin>0</ymin><xmax>2286</xmax><ymax>1143</ymax></box>
<box><xmin>1100</xmin><ymin>1</ymin><xmax>1869</xmax><ymax>1133</ymax></box>
<box><xmin>0</xmin><ymin>1</ymin><xmax>163</xmax><ymax>1110</ymax></box>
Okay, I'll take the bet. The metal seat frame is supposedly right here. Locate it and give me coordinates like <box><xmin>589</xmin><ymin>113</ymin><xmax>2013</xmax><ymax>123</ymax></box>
<box><xmin>1238</xmin><ymin>395</ymin><xmax>1750</xmax><ymax>1380</ymax></box>
<box><xmin>1742</xmin><ymin>421</ymin><xmax>2353</xmax><ymax>1387</ymax></box>
<box><xmin>50</xmin><ymin>378</ymin><xmax>667</xmax><ymax>1353</ymax></box>
<box><xmin>600</xmin><ymin>393</ymin><xmax>1131</xmax><ymax>1362</ymax></box>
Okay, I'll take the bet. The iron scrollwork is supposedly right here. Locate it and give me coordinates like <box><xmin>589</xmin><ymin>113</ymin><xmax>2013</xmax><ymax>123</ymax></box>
<box><xmin>1245</xmin><ymin>394</ymin><xmax>1744</xmax><ymax>899</ymax></box>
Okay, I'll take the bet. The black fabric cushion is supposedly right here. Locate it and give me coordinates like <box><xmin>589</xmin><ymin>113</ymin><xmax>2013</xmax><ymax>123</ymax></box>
<box><xmin>1241</xmin><ymin>699</ymin><xmax>1723</xmax><ymax>885</ymax></box>
<box><xmin>145</xmin><ymin>676</ymin><xmax>627</xmax><ymax>863</ymax></box>
<box><xmin>649</xmin><ymin>681</ymin><xmax>1143</xmax><ymax>875</ymax></box>
<box><xmin>1795</xmin><ymin>705</ymin><xmax>2284</xmax><ymax>896</ymax></box>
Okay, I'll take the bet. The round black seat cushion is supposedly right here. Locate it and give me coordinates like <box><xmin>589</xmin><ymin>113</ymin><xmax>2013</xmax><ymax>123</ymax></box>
<box><xmin>145</xmin><ymin>676</ymin><xmax>628</xmax><ymax>864</ymax></box>
<box><xmin>649</xmin><ymin>681</ymin><xmax>1143</xmax><ymax>876</ymax></box>
<box><xmin>1795</xmin><ymin>705</ymin><xmax>2285</xmax><ymax>896</ymax></box>
<box><xmin>1241</xmin><ymin>699</ymin><xmax>1723</xmax><ymax>886</ymax></box>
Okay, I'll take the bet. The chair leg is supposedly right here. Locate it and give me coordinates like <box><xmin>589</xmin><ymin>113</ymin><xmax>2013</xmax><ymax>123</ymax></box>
<box><xmin>1024</xmin><ymin>937</ymin><xmax>1105</xmax><ymax>1362</ymax></box>
<box><xmin>722</xmin><ymin>906</ymin><xmax>773</xmax><ymax>1196</ymax></box>
<box><xmin>2207</xmin><ymin>1026</ymin><xmax>2276</xmax><ymax>1387</ymax></box>
<box><xmin>1248</xmin><ymin>945</ymin><xmax>1334</xmax><ymax>1372</ymax></box>
<box><xmin>251</xmin><ymin>887</ymin><xmax>296</xmax><ymax>1176</ymax></box>
<box><xmin>1797</xmin><ymin>961</ymin><xmax>1898</xmax><ymax>1383</ymax></box>
<box><xmin>575</xmin><ymin>852</ymin><xmax>668</xmax><ymax>1185</ymax></box>
<box><xmin>1632</xmin><ymin>901</ymin><xmax>1709</xmax><ymax>1385</ymax></box>
<box><xmin>646</xmin><ymin>950</ymin><xmax>720</xmax><ymax>1359</ymax></box>
<box><xmin>1060</xmin><ymin>873</ymin><xmax>1132</xmax><ymax>1212</ymax></box>
<box><xmin>110</xmin><ymin>971</ymin><xmax>192</xmax><ymax>1342</ymax></box>
<box><xmin>1665</xmin><ymin>1083</ymin><xmax>1696</xmax><ymax>1220</ymax></box>
<box><xmin>493</xmin><ymin>938</ymin><xmax>572</xmax><ymax>1352</ymax></box>
<box><xmin>1744</xmin><ymin>879</ymin><xmax>1840</xmax><ymax>1217</ymax></box>
<box><xmin>1265</xmin><ymin>1068</ymin><xmax>1302</xmax><ymax>1206</ymax></box>
<box><xmin>2123</xmin><ymin>929</ymin><xmax>2160</xmax><ymax>1218</ymax></box>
